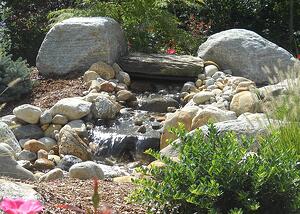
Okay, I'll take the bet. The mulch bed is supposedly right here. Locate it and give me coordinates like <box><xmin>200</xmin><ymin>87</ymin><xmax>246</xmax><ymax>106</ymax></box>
<box><xmin>37</xmin><ymin>178</ymin><xmax>145</xmax><ymax>214</ymax></box>
<box><xmin>1</xmin><ymin>177</ymin><xmax>145</xmax><ymax>214</ymax></box>
<box><xmin>0</xmin><ymin>68</ymin><xmax>88</xmax><ymax>116</ymax></box>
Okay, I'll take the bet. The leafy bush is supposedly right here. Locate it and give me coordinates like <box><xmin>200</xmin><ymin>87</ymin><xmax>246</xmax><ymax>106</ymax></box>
<box><xmin>0</xmin><ymin>2</ymin><xmax>10</xmax><ymax>53</ymax></box>
<box><xmin>0</xmin><ymin>27</ymin><xmax>10</xmax><ymax>55</ymax></box>
<box><xmin>0</xmin><ymin>42</ymin><xmax>32</xmax><ymax>102</ymax></box>
<box><xmin>130</xmin><ymin>124</ymin><xmax>300</xmax><ymax>213</ymax></box>
<box><xmin>160</xmin><ymin>0</ymin><xmax>209</xmax><ymax>38</ymax></box>
<box><xmin>2</xmin><ymin>0</ymin><xmax>76</xmax><ymax>65</ymax></box>
<box><xmin>48</xmin><ymin>0</ymin><xmax>205</xmax><ymax>54</ymax></box>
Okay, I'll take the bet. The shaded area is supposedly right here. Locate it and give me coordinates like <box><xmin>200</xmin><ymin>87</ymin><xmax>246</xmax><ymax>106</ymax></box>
<box><xmin>91</xmin><ymin>110</ymin><xmax>161</xmax><ymax>162</ymax></box>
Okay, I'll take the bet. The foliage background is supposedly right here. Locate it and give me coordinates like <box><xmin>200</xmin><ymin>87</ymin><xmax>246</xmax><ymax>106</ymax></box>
<box><xmin>1</xmin><ymin>0</ymin><xmax>299</xmax><ymax>65</ymax></box>
<box><xmin>1</xmin><ymin>0</ymin><xmax>77</xmax><ymax>65</ymax></box>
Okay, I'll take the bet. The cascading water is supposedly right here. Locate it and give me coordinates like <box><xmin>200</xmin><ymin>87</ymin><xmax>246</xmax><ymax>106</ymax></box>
<box><xmin>89</xmin><ymin>79</ymin><xmax>184</xmax><ymax>162</ymax></box>
<box><xmin>90</xmin><ymin>109</ymin><xmax>161</xmax><ymax>162</ymax></box>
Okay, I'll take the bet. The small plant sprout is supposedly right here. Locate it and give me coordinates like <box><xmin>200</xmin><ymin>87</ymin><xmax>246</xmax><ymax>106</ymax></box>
<box><xmin>56</xmin><ymin>177</ymin><xmax>112</xmax><ymax>214</ymax></box>
<box><xmin>92</xmin><ymin>177</ymin><xmax>100</xmax><ymax>213</ymax></box>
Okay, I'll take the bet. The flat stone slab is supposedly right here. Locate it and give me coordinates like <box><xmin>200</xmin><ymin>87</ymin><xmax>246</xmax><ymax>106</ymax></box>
<box><xmin>118</xmin><ymin>53</ymin><xmax>204</xmax><ymax>80</ymax></box>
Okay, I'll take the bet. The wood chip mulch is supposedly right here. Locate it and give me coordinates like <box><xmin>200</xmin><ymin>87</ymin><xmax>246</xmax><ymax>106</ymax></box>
<box><xmin>38</xmin><ymin>178</ymin><xmax>146</xmax><ymax>214</ymax></box>
<box><xmin>0</xmin><ymin>68</ymin><xmax>88</xmax><ymax>116</ymax></box>
<box><xmin>2</xmin><ymin>177</ymin><xmax>146</xmax><ymax>214</ymax></box>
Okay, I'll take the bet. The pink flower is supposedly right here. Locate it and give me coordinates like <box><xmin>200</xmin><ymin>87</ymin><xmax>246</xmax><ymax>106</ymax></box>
<box><xmin>0</xmin><ymin>198</ymin><xmax>44</xmax><ymax>214</ymax></box>
<box><xmin>297</xmin><ymin>54</ymin><xmax>300</xmax><ymax>60</ymax></box>
<box><xmin>166</xmin><ymin>48</ymin><xmax>176</xmax><ymax>55</ymax></box>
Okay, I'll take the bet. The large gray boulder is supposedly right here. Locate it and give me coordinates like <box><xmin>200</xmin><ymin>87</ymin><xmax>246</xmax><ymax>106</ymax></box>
<box><xmin>197</xmin><ymin>29</ymin><xmax>297</xmax><ymax>84</ymax></box>
<box><xmin>37</xmin><ymin>17</ymin><xmax>127</xmax><ymax>76</ymax></box>
<box><xmin>0</xmin><ymin>122</ymin><xmax>21</xmax><ymax>153</ymax></box>
<box><xmin>139</xmin><ymin>96</ymin><xmax>179</xmax><ymax>113</ymax></box>
<box><xmin>0</xmin><ymin>144</ymin><xmax>35</xmax><ymax>180</ymax></box>
<box><xmin>259</xmin><ymin>78</ymin><xmax>298</xmax><ymax>99</ymax></box>
<box><xmin>203</xmin><ymin>113</ymin><xmax>273</xmax><ymax>137</ymax></box>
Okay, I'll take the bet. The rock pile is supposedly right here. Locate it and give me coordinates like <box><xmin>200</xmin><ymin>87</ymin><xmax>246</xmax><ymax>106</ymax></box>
<box><xmin>0</xmin><ymin>60</ymin><xmax>153</xmax><ymax>181</ymax></box>
<box><xmin>160</xmin><ymin>57</ymin><xmax>294</xmax><ymax>149</ymax></box>
<box><xmin>1</xmin><ymin>27</ymin><xmax>298</xmax><ymax>185</ymax></box>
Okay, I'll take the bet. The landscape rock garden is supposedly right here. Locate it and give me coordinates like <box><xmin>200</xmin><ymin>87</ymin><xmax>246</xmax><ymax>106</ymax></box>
<box><xmin>0</xmin><ymin>17</ymin><xmax>299</xmax><ymax>213</ymax></box>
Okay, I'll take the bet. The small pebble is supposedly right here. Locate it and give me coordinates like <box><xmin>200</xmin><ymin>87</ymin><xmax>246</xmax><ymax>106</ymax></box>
<box><xmin>158</xmin><ymin>89</ymin><xmax>168</xmax><ymax>95</ymax></box>
<box><xmin>151</xmin><ymin>122</ymin><xmax>161</xmax><ymax>130</ymax></box>
<box><xmin>82</xmin><ymin>91</ymin><xmax>89</xmax><ymax>96</ymax></box>
<box><xmin>37</xmin><ymin>149</ymin><xmax>48</xmax><ymax>159</ymax></box>
<box><xmin>205</xmin><ymin>78</ymin><xmax>215</xmax><ymax>87</ymax></box>
<box><xmin>207</xmin><ymin>85</ymin><xmax>218</xmax><ymax>90</ymax></box>
<box><xmin>134</xmin><ymin>119</ymin><xmax>143</xmax><ymax>126</ymax></box>
<box><xmin>205</xmin><ymin>65</ymin><xmax>218</xmax><ymax>77</ymax></box>
<box><xmin>167</xmin><ymin>106</ymin><xmax>177</xmax><ymax>112</ymax></box>
<box><xmin>181</xmin><ymin>82</ymin><xmax>196</xmax><ymax>93</ymax></box>
<box><xmin>212</xmin><ymin>71</ymin><xmax>225</xmax><ymax>80</ymax></box>
<box><xmin>198</xmin><ymin>73</ymin><xmax>206</xmax><ymax>80</ymax></box>
<box><xmin>195</xmin><ymin>79</ymin><xmax>203</xmax><ymax>87</ymax></box>
<box><xmin>137</xmin><ymin>125</ymin><xmax>146</xmax><ymax>133</ymax></box>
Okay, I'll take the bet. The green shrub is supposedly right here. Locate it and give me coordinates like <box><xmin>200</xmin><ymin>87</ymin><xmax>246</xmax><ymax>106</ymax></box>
<box><xmin>0</xmin><ymin>3</ymin><xmax>10</xmax><ymax>53</ymax></box>
<box><xmin>130</xmin><ymin>124</ymin><xmax>300</xmax><ymax>213</ymax></box>
<box><xmin>0</xmin><ymin>43</ymin><xmax>32</xmax><ymax>102</ymax></box>
<box><xmin>48</xmin><ymin>0</ymin><xmax>205</xmax><ymax>54</ymax></box>
<box><xmin>0</xmin><ymin>27</ymin><xmax>10</xmax><ymax>55</ymax></box>
<box><xmin>160</xmin><ymin>0</ymin><xmax>209</xmax><ymax>37</ymax></box>
<box><xmin>0</xmin><ymin>8</ymin><xmax>28</xmax><ymax>102</ymax></box>
<box><xmin>2</xmin><ymin>0</ymin><xmax>76</xmax><ymax>65</ymax></box>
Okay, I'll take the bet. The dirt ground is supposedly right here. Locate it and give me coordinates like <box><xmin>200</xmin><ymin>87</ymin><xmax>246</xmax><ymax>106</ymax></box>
<box><xmin>0</xmin><ymin>68</ymin><xmax>88</xmax><ymax>116</ymax></box>
<box><xmin>2</xmin><ymin>176</ymin><xmax>145</xmax><ymax>214</ymax></box>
